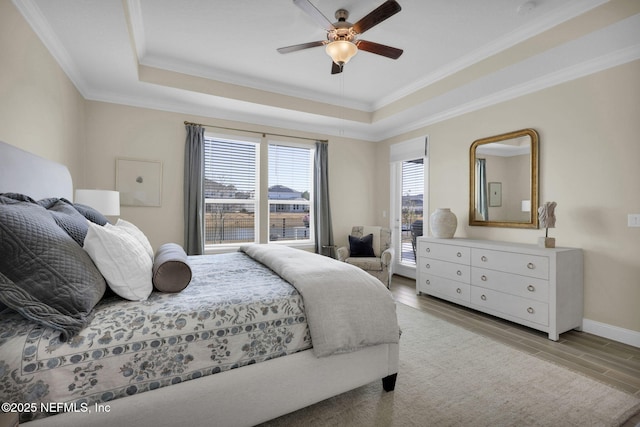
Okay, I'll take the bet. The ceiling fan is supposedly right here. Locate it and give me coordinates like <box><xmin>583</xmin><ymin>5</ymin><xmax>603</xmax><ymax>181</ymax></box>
<box><xmin>277</xmin><ymin>0</ymin><xmax>403</xmax><ymax>74</ymax></box>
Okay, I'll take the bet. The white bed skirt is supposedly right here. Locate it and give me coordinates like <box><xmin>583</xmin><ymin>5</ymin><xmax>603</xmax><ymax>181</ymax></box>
<box><xmin>26</xmin><ymin>343</ymin><xmax>399</xmax><ymax>427</ymax></box>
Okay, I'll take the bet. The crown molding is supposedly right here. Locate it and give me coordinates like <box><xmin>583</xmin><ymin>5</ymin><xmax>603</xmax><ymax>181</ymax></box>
<box><xmin>378</xmin><ymin>43</ymin><xmax>640</xmax><ymax>141</ymax></box>
<box><xmin>13</xmin><ymin>0</ymin><xmax>640</xmax><ymax>143</ymax></box>
<box><xmin>84</xmin><ymin>41</ymin><xmax>640</xmax><ymax>144</ymax></box>
<box><xmin>124</xmin><ymin>0</ymin><xmax>146</xmax><ymax>62</ymax></box>
<box><xmin>122</xmin><ymin>0</ymin><xmax>373</xmax><ymax>113</ymax></box>
<box><xmin>138</xmin><ymin>56</ymin><xmax>374</xmax><ymax>113</ymax></box>
<box><xmin>373</xmin><ymin>0</ymin><xmax>608</xmax><ymax>110</ymax></box>
<box><xmin>12</xmin><ymin>0</ymin><xmax>90</xmax><ymax>97</ymax></box>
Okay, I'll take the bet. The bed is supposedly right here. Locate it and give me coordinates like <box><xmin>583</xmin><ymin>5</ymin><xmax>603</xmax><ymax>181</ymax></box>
<box><xmin>0</xmin><ymin>140</ymin><xmax>400</xmax><ymax>427</ymax></box>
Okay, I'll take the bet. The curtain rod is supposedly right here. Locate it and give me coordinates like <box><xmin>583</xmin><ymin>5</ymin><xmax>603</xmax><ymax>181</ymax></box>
<box><xmin>184</xmin><ymin>121</ymin><xmax>328</xmax><ymax>143</ymax></box>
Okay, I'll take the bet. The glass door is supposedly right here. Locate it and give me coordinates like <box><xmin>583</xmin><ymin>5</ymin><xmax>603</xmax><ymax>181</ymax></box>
<box><xmin>400</xmin><ymin>158</ymin><xmax>424</xmax><ymax>264</ymax></box>
<box><xmin>390</xmin><ymin>156</ymin><xmax>426</xmax><ymax>279</ymax></box>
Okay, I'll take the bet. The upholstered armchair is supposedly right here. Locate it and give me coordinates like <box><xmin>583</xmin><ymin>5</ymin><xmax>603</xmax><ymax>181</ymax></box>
<box><xmin>337</xmin><ymin>226</ymin><xmax>394</xmax><ymax>288</ymax></box>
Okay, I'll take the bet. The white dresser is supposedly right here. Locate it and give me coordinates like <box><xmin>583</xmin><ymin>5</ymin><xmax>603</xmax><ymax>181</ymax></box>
<box><xmin>416</xmin><ymin>237</ymin><xmax>583</xmax><ymax>340</ymax></box>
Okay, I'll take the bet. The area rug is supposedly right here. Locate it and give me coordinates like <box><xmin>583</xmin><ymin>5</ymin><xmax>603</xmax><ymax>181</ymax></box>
<box><xmin>260</xmin><ymin>302</ymin><xmax>640</xmax><ymax>427</ymax></box>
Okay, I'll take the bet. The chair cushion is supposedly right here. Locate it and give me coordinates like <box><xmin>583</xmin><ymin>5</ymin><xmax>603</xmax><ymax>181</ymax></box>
<box><xmin>348</xmin><ymin>233</ymin><xmax>375</xmax><ymax>257</ymax></box>
<box><xmin>361</xmin><ymin>226</ymin><xmax>382</xmax><ymax>256</ymax></box>
<box><xmin>346</xmin><ymin>257</ymin><xmax>383</xmax><ymax>272</ymax></box>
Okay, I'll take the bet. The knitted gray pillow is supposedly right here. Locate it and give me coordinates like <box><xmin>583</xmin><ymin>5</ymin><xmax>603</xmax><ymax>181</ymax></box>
<box><xmin>0</xmin><ymin>195</ymin><xmax>106</xmax><ymax>340</ymax></box>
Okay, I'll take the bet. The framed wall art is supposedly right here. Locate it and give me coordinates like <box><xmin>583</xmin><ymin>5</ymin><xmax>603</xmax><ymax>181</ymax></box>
<box><xmin>488</xmin><ymin>182</ymin><xmax>502</xmax><ymax>207</ymax></box>
<box><xmin>116</xmin><ymin>158</ymin><xmax>163</xmax><ymax>207</ymax></box>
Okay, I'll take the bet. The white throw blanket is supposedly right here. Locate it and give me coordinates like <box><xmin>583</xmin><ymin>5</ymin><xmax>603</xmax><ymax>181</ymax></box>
<box><xmin>240</xmin><ymin>244</ymin><xmax>400</xmax><ymax>357</ymax></box>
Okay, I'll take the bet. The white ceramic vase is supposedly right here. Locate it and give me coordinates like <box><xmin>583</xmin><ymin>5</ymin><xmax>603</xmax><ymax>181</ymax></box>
<box><xmin>430</xmin><ymin>208</ymin><xmax>457</xmax><ymax>238</ymax></box>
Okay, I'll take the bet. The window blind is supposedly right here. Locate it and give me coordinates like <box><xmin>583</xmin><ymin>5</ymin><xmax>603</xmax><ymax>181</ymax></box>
<box><xmin>267</xmin><ymin>143</ymin><xmax>313</xmax><ymax>242</ymax></box>
<box><xmin>402</xmin><ymin>158</ymin><xmax>424</xmax><ymax>199</ymax></box>
<box><xmin>204</xmin><ymin>138</ymin><xmax>257</xmax><ymax>199</ymax></box>
<box><xmin>268</xmin><ymin>144</ymin><xmax>311</xmax><ymax>198</ymax></box>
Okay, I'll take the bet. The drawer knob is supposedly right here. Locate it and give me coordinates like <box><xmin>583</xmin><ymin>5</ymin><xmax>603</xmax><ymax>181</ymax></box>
<box><xmin>481</xmin><ymin>275</ymin><xmax>487</xmax><ymax>281</ymax></box>
<box><xmin>480</xmin><ymin>294</ymin><xmax>487</xmax><ymax>301</ymax></box>
<box><xmin>456</xmin><ymin>270</ymin><xmax>462</xmax><ymax>276</ymax></box>
<box><xmin>456</xmin><ymin>288</ymin><xmax>462</xmax><ymax>294</ymax></box>
<box><xmin>426</xmin><ymin>264</ymin><xmax>430</xmax><ymax>269</ymax></box>
<box><xmin>426</xmin><ymin>247</ymin><xmax>431</xmax><ymax>253</ymax></box>
<box><xmin>425</xmin><ymin>279</ymin><xmax>431</xmax><ymax>285</ymax></box>
<box><xmin>457</xmin><ymin>252</ymin><xmax>462</xmax><ymax>257</ymax></box>
<box><xmin>481</xmin><ymin>256</ymin><xmax>487</xmax><ymax>262</ymax></box>
<box><xmin>527</xmin><ymin>285</ymin><xmax>535</xmax><ymax>292</ymax></box>
<box><xmin>527</xmin><ymin>307</ymin><xmax>535</xmax><ymax>314</ymax></box>
<box><xmin>527</xmin><ymin>262</ymin><xmax>535</xmax><ymax>269</ymax></box>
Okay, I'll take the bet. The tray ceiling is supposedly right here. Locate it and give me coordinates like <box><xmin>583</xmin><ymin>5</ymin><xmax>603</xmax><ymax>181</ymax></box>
<box><xmin>14</xmin><ymin>0</ymin><xmax>640</xmax><ymax>141</ymax></box>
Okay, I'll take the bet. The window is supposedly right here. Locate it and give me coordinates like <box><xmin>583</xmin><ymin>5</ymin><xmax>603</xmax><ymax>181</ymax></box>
<box><xmin>268</xmin><ymin>143</ymin><xmax>313</xmax><ymax>242</ymax></box>
<box><xmin>202</xmin><ymin>136</ymin><xmax>314</xmax><ymax>248</ymax></box>
<box><xmin>203</xmin><ymin>137</ymin><xmax>258</xmax><ymax>246</ymax></box>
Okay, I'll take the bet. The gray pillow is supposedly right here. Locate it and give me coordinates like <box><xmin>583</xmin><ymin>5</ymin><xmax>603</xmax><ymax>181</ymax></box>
<box><xmin>38</xmin><ymin>198</ymin><xmax>89</xmax><ymax>246</ymax></box>
<box><xmin>0</xmin><ymin>195</ymin><xmax>106</xmax><ymax>340</ymax></box>
<box><xmin>152</xmin><ymin>243</ymin><xmax>193</xmax><ymax>293</ymax></box>
<box><xmin>73</xmin><ymin>202</ymin><xmax>109</xmax><ymax>226</ymax></box>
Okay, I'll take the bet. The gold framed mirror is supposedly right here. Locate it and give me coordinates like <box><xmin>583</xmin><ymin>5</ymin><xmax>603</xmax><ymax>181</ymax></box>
<box><xmin>469</xmin><ymin>128</ymin><xmax>539</xmax><ymax>228</ymax></box>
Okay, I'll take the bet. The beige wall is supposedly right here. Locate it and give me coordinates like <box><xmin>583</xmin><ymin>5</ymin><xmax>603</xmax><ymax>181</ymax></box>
<box><xmin>0</xmin><ymin>0</ymin><xmax>86</xmax><ymax>184</ymax></box>
<box><xmin>83</xmin><ymin>101</ymin><xmax>377</xmax><ymax>251</ymax></box>
<box><xmin>376</xmin><ymin>59</ymin><xmax>640</xmax><ymax>334</ymax></box>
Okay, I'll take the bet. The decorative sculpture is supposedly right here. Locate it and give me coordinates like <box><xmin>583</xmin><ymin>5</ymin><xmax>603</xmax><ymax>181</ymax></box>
<box><xmin>538</xmin><ymin>201</ymin><xmax>557</xmax><ymax>248</ymax></box>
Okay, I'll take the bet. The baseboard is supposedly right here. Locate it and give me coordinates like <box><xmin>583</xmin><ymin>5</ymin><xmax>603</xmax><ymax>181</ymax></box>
<box><xmin>582</xmin><ymin>318</ymin><xmax>640</xmax><ymax>348</ymax></box>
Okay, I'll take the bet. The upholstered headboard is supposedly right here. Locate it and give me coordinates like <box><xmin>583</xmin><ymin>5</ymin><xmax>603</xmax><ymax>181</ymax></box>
<box><xmin>0</xmin><ymin>140</ymin><xmax>73</xmax><ymax>200</ymax></box>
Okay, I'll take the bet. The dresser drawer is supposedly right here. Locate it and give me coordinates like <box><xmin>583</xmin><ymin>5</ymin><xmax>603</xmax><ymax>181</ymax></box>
<box><xmin>471</xmin><ymin>267</ymin><xmax>549</xmax><ymax>303</ymax></box>
<box><xmin>420</xmin><ymin>258</ymin><xmax>470</xmax><ymax>282</ymax></box>
<box><xmin>418</xmin><ymin>274</ymin><xmax>470</xmax><ymax>303</ymax></box>
<box><xmin>471</xmin><ymin>287</ymin><xmax>549</xmax><ymax>326</ymax></box>
<box><xmin>471</xmin><ymin>248</ymin><xmax>549</xmax><ymax>280</ymax></box>
<box><xmin>417</xmin><ymin>241</ymin><xmax>470</xmax><ymax>264</ymax></box>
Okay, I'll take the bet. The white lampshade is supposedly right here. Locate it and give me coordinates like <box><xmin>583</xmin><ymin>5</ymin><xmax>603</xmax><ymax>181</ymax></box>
<box><xmin>75</xmin><ymin>189</ymin><xmax>120</xmax><ymax>216</ymax></box>
<box><xmin>325</xmin><ymin>40</ymin><xmax>358</xmax><ymax>66</ymax></box>
<box><xmin>521</xmin><ymin>200</ymin><xmax>531</xmax><ymax>212</ymax></box>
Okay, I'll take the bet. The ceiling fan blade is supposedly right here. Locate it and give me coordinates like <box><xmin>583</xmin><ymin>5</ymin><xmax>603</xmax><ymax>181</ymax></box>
<box><xmin>352</xmin><ymin>0</ymin><xmax>401</xmax><ymax>34</ymax></box>
<box><xmin>277</xmin><ymin>41</ymin><xmax>325</xmax><ymax>54</ymax></box>
<box><xmin>293</xmin><ymin>0</ymin><xmax>335</xmax><ymax>31</ymax></box>
<box><xmin>331</xmin><ymin>61</ymin><xmax>343</xmax><ymax>74</ymax></box>
<box><xmin>356</xmin><ymin>40</ymin><xmax>403</xmax><ymax>59</ymax></box>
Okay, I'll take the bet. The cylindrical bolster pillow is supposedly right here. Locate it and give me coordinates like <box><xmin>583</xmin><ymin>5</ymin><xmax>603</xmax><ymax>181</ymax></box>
<box><xmin>152</xmin><ymin>243</ymin><xmax>192</xmax><ymax>293</ymax></box>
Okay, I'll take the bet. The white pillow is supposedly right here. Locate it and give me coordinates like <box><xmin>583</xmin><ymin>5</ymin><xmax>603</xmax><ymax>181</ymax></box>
<box><xmin>113</xmin><ymin>219</ymin><xmax>154</xmax><ymax>260</ymax></box>
<box><xmin>83</xmin><ymin>221</ymin><xmax>153</xmax><ymax>301</ymax></box>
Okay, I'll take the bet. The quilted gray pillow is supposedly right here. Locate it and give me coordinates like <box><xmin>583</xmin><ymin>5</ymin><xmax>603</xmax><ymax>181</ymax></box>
<box><xmin>0</xmin><ymin>195</ymin><xmax>106</xmax><ymax>340</ymax></box>
<box><xmin>72</xmin><ymin>202</ymin><xmax>109</xmax><ymax>226</ymax></box>
<box><xmin>38</xmin><ymin>197</ymin><xmax>89</xmax><ymax>246</ymax></box>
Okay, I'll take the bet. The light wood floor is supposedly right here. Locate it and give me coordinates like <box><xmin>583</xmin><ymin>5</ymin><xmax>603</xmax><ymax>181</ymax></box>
<box><xmin>390</xmin><ymin>275</ymin><xmax>640</xmax><ymax>401</ymax></box>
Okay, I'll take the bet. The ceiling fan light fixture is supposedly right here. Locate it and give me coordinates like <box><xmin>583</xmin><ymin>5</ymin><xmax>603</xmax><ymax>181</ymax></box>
<box><xmin>325</xmin><ymin>40</ymin><xmax>357</xmax><ymax>66</ymax></box>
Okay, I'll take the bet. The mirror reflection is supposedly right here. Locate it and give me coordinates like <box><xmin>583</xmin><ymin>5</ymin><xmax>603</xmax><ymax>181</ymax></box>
<box><xmin>469</xmin><ymin>129</ymin><xmax>539</xmax><ymax>229</ymax></box>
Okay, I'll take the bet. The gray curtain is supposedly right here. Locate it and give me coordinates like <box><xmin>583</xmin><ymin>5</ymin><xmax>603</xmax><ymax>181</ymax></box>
<box><xmin>313</xmin><ymin>141</ymin><xmax>334</xmax><ymax>257</ymax></box>
<box><xmin>476</xmin><ymin>158</ymin><xmax>489</xmax><ymax>221</ymax></box>
<box><xmin>184</xmin><ymin>124</ymin><xmax>205</xmax><ymax>255</ymax></box>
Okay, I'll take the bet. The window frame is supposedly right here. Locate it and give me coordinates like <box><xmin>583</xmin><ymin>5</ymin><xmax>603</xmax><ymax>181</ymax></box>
<box><xmin>203</xmin><ymin>134</ymin><xmax>260</xmax><ymax>251</ymax></box>
<box><xmin>267</xmin><ymin>140</ymin><xmax>315</xmax><ymax>245</ymax></box>
<box><xmin>202</xmin><ymin>133</ymin><xmax>315</xmax><ymax>252</ymax></box>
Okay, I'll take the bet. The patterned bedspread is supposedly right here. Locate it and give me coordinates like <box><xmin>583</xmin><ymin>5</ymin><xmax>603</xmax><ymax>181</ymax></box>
<box><xmin>0</xmin><ymin>252</ymin><xmax>311</xmax><ymax>422</ymax></box>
